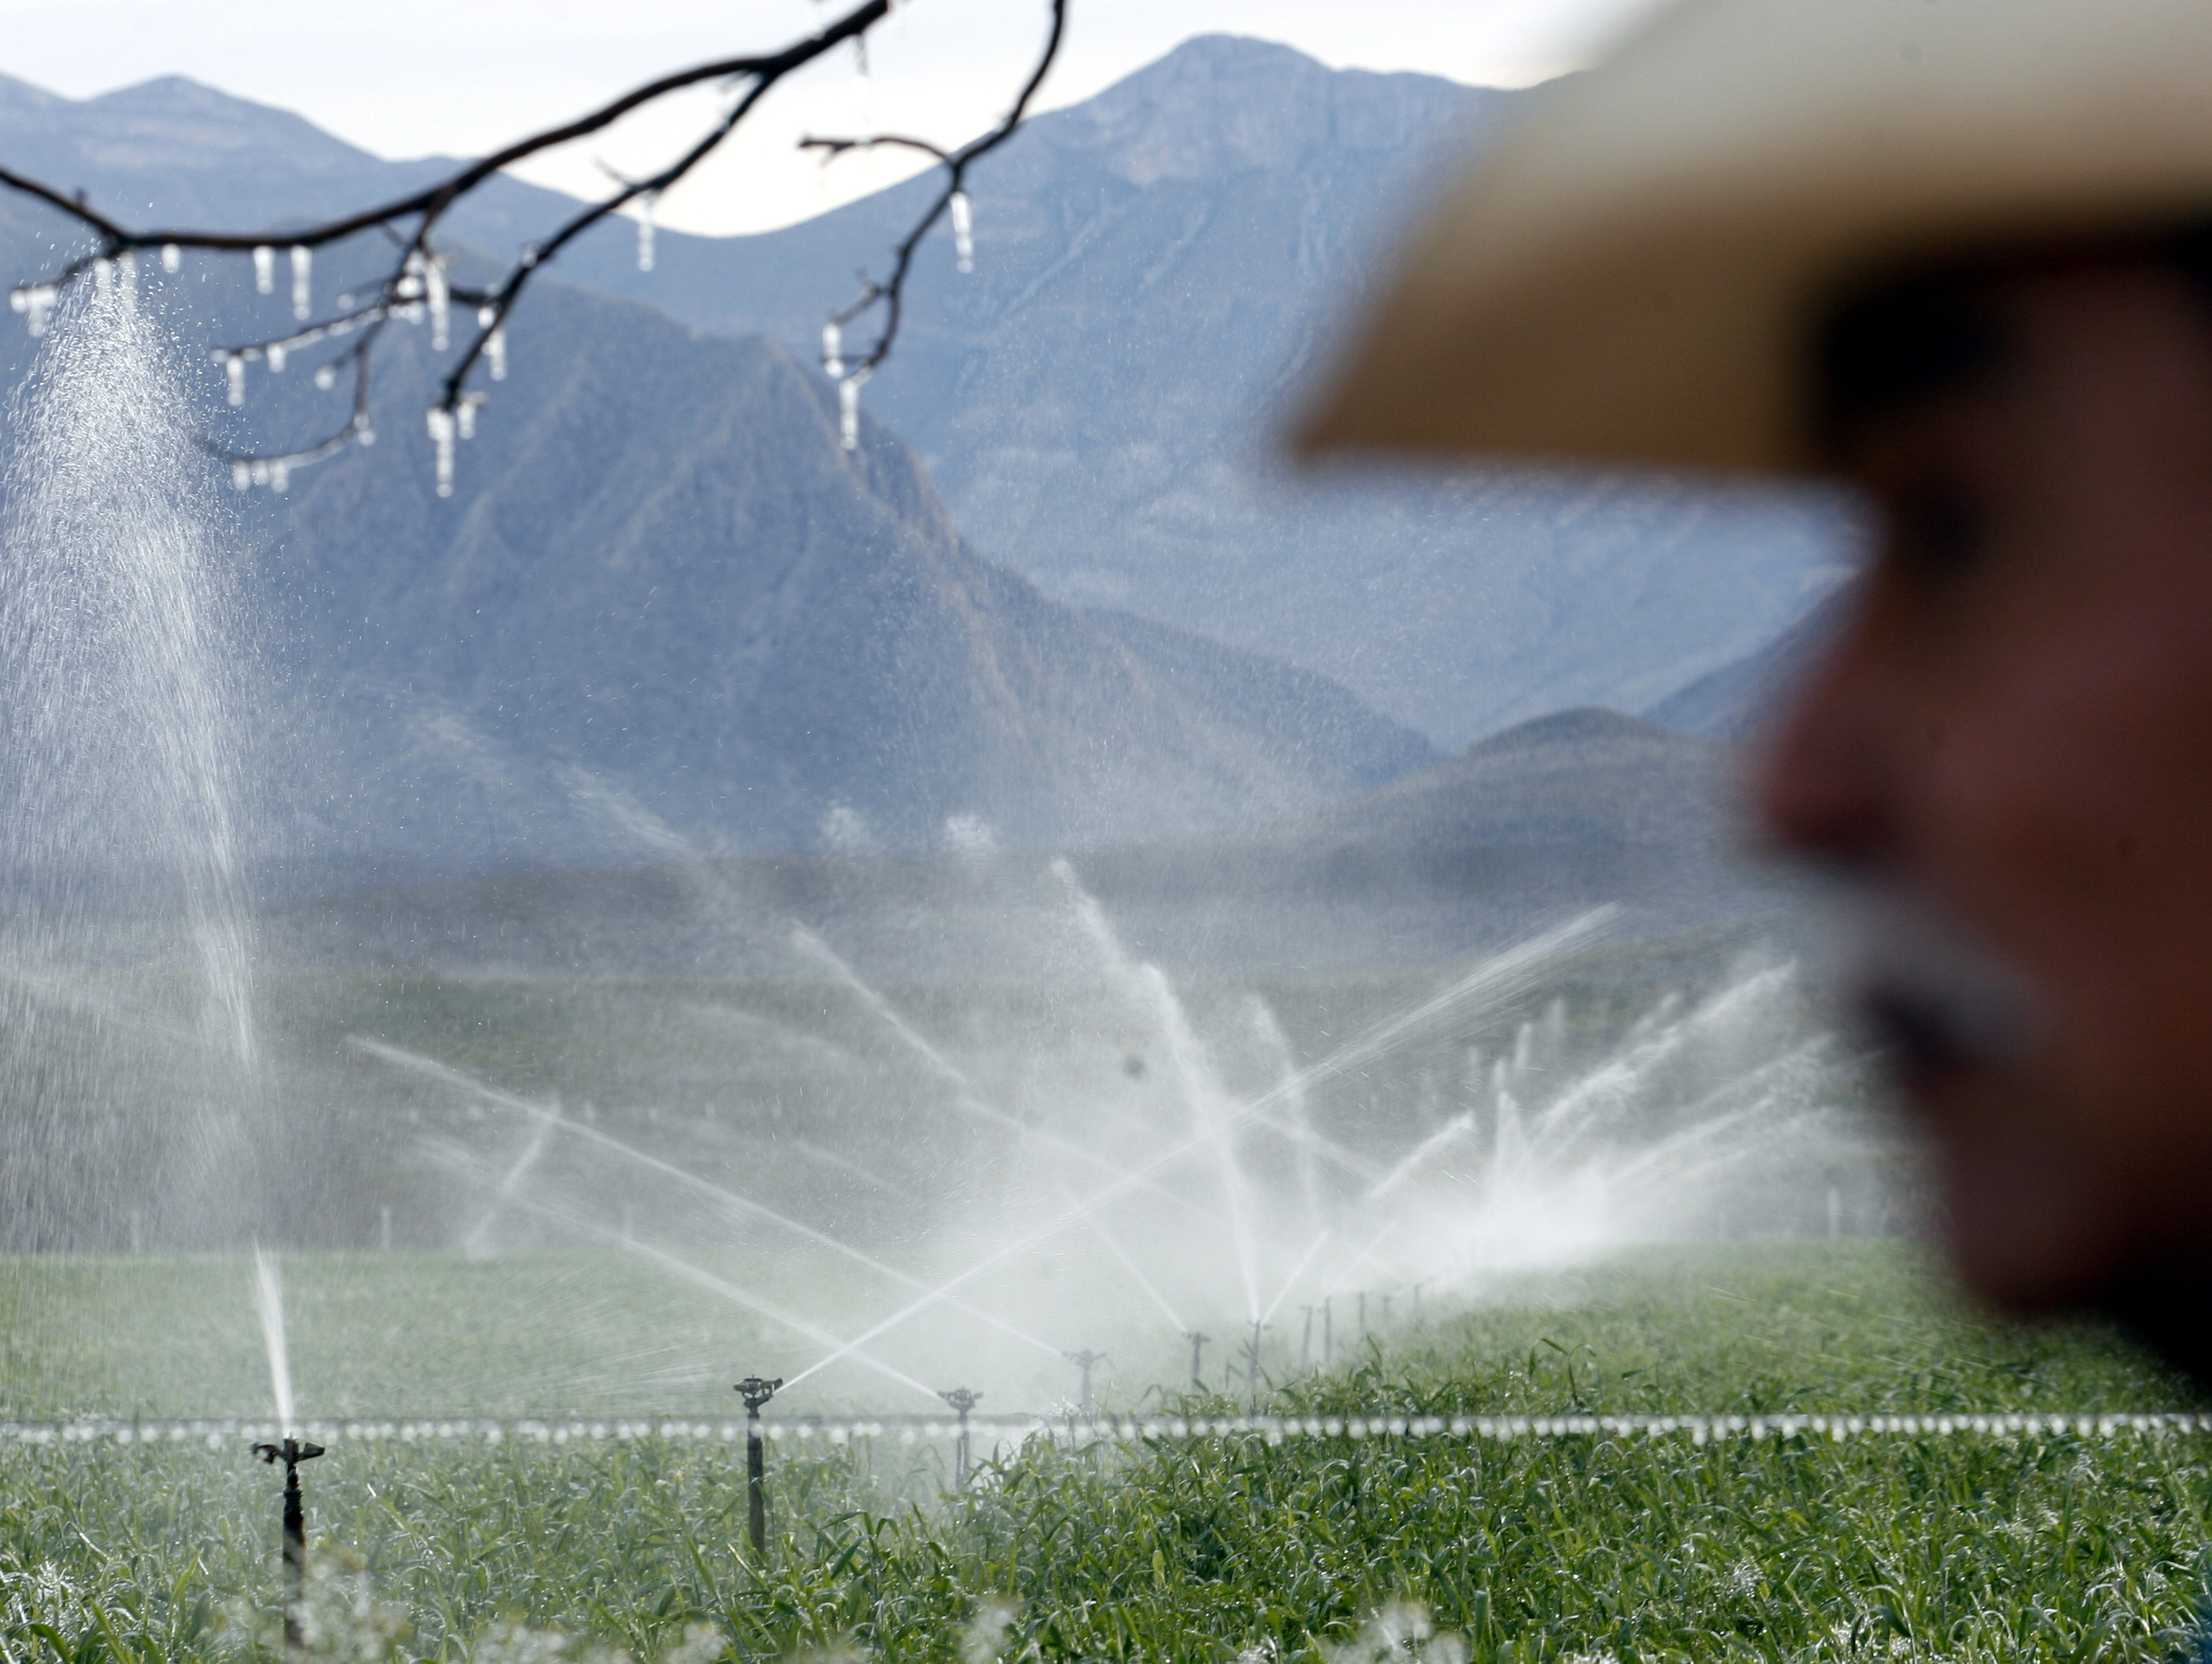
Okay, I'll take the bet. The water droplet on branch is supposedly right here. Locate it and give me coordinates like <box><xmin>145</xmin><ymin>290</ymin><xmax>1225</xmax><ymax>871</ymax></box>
<box><xmin>823</xmin><ymin>322</ymin><xmax>844</xmax><ymax>379</ymax></box>
<box><xmin>426</xmin><ymin>255</ymin><xmax>450</xmax><ymax>352</ymax></box>
<box><xmin>160</xmin><ymin>244</ymin><xmax>181</xmax><ymax>274</ymax></box>
<box><xmin>950</xmin><ymin>191</ymin><xmax>974</xmax><ymax>274</ymax></box>
<box><xmin>636</xmin><ymin>197</ymin><xmax>656</xmax><ymax>274</ymax></box>
<box><xmin>427</xmin><ymin>406</ymin><xmax>456</xmax><ymax>497</ymax></box>
<box><xmin>313</xmin><ymin>364</ymin><xmax>337</xmax><ymax>391</ymax></box>
<box><xmin>839</xmin><ymin>367</ymin><xmax>871</xmax><ymax>451</ymax></box>
<box><xmin>9</xmin><ymin>283</ymin><xmax>55</xmax><ymax>336</ymax></box>
<box><xmin>486</xmin><ymin>327</ymin><xmax>507</xmax><ymax>382</ymax></box>
<box><xmin>224</xmin><ymin>354</ymin><xmax>244</xmax><ymax>407</ymax></box>
<box><xmin>290</xmin><ymin>246</ymin><xmax>312</xmax><ymax>321</ymax></box>
<box><xmin>252</xmin><ymin>246</ymin><xmax>274</xmax><ymax>295</ymax></box>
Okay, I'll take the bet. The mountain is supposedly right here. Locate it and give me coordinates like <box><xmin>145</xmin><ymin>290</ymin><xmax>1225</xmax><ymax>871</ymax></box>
<box><xmin>1645</xmin><ymin>590</ymin><xmax>1853</xmax><ymax>738</ymax></box>
<box><xmin>0</xmin><ymin>204</ymin><xmax>1432</xmax><ymax>877</ymax></box>
<box><xmin>503</xmin><ymin>36</ymin><xmax>1856</xmax><ymax>746</ymax></box>
<box><xmin>0</xmin><ymin>44</ymin><xmax>1846</xmax><ymax>749</ymax></box>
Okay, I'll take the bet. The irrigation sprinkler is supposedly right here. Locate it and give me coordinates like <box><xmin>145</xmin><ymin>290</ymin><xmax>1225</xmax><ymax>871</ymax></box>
<box><xmin>1245</xmin><ymin>1319</ymin><xmax>1271</xmax><ymax>1412</ymax></box>
<box><xmin>251</xmin><ymin>1435</ymin><xmax>325</xmax><ymax>1649</ymax></box>
<box><xmin>1183</xmin><ymin>1330</ymin><xmax>1211</xmax><ymax>1389</ymax></box>
<box><xmin>734</xmin><ymin>1376</ymin><xmax>781</xmax><ymax>1555</ymax></box>
<box><xmin>940</xmin><ymin>1387</ymin><xmax>983</xmax><ymax>1487</ymax></box>
<box><xmin>1064</xmin><ymin>1349</ymin><xmax>1106</xmax><ymax>1418</ymax></box>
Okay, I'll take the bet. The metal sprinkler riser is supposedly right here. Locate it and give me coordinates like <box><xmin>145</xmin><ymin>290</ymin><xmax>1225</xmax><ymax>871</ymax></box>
<box><xmin>939</xmin><ymin>1387</ymin><xmax>982</xmax><ymax>1488</ymax></box>
<box><xmin>1184</xmin><ymin>1330</ymin><xmax>1211</xmax><ymax>1388</ymax></box>
<box><xmin>1064</xmin><ymin>1350</ymin><xmax>1106</xmax><ymax>1419</ymax></box>
<box><xmin>734</xmin><ymin>1376</ymin><xmax>781</xmax><ymax>1556</ymax></box>
<box><xmin>252</xmin><ymin>1435</ymin><xmax>325</xmax><ymax>1649</ymax></box>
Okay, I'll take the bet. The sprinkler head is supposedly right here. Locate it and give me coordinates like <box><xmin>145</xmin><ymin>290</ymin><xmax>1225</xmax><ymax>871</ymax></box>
<box><xmin>252</xmin><ymin>1437</ymin><xmax>325</xmax><ymax>1476</ymax></box>
<box><xmin>939</xmin><ymin>1387</ymin><xmax>983</xmax><ymax>1416</ymax></box>
<box><xmin>734</xmin><ymin>1376</ymin><xmax>782</xmax><ymax>1413</ymax></box>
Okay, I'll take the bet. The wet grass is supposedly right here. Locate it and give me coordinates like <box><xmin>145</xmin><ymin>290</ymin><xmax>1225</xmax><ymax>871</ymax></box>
<box><xmin>3</xmin><ymin>1243</ymin><xmax>2209</xmax><ymax>1662</ymax></box>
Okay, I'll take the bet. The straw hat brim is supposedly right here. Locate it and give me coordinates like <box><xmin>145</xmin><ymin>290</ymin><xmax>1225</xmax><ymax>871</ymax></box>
<box><xmin>1297</xmin><ymin>0</ymin><xmax>2212</xmax><ymax>476</ymax></box>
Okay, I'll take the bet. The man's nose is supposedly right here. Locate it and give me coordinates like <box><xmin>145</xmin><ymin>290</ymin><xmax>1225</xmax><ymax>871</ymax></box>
<box><xmin>1752</xmin><ymin>607</ymin><xmax>1900</xmax><ymax>872</ymax></box>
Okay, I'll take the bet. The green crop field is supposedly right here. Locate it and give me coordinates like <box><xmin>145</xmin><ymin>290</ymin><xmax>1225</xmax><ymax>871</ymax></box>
<box><xmin>6</xmin><ymin>1242</ymin><xmax>2212</xmax><ymax>1663</ymax></box>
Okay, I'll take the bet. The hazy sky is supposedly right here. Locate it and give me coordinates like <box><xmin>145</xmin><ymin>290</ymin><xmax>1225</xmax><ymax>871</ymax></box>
<box><xmin>0</xmin><ymin>0</ymin><xmax>1670</xmax><ymax>234</ymax></box>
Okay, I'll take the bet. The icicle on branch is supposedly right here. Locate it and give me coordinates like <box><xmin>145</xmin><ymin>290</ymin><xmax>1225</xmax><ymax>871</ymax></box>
<box><xmin>0</xmin><ymin>0</ymin><xmax>1066</xmax><ymax>487</ymax></box>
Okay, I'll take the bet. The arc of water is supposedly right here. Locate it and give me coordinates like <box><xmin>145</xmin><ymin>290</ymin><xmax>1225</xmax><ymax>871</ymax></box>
<box><xmin>1245</xmin><ymin>995</ymin><xmax>1356</xmax><ymax>1218</ymax></box>
<box><xmin>1604</xmin><ymin>1035</ymin><xmax>1834</xmax><ymax>1159</ymax></box>
<box><xmin>423</xmin><ymin>1147</ymin><xmax>941</xmax><ymax>1405</ymax></box>
<box><xmin>1601</xmin><ymin>1098</ymin><xmax>1831</xmax><ymax>1192</ymax></box>
<box><xmin>678</xmin><ymin>1001</ymin><xmax>868</xmax><ymax>1073</ymax></box>
<box><xmin>781</xmin><ymin>909</ymin><xmax>1613</xmax><ymax>1390</ymax></box>
<box><xmin>0</xmin><ymin>963</ymin><xmax>199</xmax><ymax>1048</ymax></box>
<box><xmin>1056</xmin><ymin>863</ymin><xmax>1262</xmax><ymax>1321</ymax></box>
<box><xmin>1517</xmin><ymin>965</ymin><xmax>1800</xmax><ymax>1161</ymax></box>
<box><xmin>788</xmin><ymin>1135</ymin><xmax>915</xmax><ymax>1201</ymax></box>
<box><xmin>1071</xmin><ymin>1196</ymin><xmax>1187</xmax><ymax>1333</ymax></box>
<box><xmin>463</xmin><ymin>1113</ymin><xmax>557</xmax><ymax>1253</ymax></box>
<box><xmin>1320</xmin><ymin>1220</ymin><xmax>1402</xmax><ymax>1300</ymax></box>
<box><xmin>791</xmin><ymin>924</ymin><xmax>1212</xmax><ymax>1216</ymax></box>
<box><xmin>252</xmin><ymin>1245</ymin><xmax>295</xmax><ymax>1434</ymax></box>
<box><xmin>1259</xmin><ymin>1229</ymin><xmax>1333</xmax><ymax>1328</ymax></box>
<box><xmin>352</xmin><ymin>1038</ymin><xmax>1067</xmax><ymax>1362</ymax></box>
<box><xmin>1361</xmin><ymin>1110</ymin><xmax>1479</xmax><ymax>1208</ymax></box>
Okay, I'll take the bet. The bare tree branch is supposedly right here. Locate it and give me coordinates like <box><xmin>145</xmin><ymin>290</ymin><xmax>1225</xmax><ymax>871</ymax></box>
<box><xmin>0</xmin><ymin>0</ymin><xmax>1066</xmax><ymax>491</ymax></box>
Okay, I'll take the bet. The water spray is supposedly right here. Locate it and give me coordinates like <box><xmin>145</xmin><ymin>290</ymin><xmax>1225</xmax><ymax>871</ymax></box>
<box><xmin>1245</xmin><ymin>1319</ymin><xmax>1272</xmax><ymax>1412</ymax></box>
<box><xmin>734</xmin><ymin>1376</ymin><xmax>781</xmax><ymax>1556</ymax></box>
<box><xmin>1184</xmin><ymin>1330</ymin><xmax>1210</xmax><ymax>1389</ymax></box>
<box><xmin>252</xmin><ymin>1434</ymin><xmax>325</xmax><ymax>1649</ymax></box>
<box><xmin>940</xmin><ymin>1388</ymin><xmax>982</xmax><ymax>1487</ymax></box>
<box><xmin>1064</xmin><ymin>1349</ymin><xmax>1106</xmax><ymax>1418</ymax></box>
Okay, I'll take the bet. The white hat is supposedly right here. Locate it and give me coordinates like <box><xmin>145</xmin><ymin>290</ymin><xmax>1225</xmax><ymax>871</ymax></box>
<box><xmin>1298</xmin><ymin>0</ymin><xmax>2212</xmax><ymax>476</ymax></box>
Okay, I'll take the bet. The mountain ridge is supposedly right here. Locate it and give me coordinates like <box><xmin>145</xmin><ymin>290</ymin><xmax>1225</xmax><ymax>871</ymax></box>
<box><xmin>0</xmin><ymin>39</ymin><xmax>1844</xmax><ymax>748</ymax></box>
<box><xmin>0</xmin><ymin>205</ymin><xmax>1433</xmax><ymax>876</ymax></box>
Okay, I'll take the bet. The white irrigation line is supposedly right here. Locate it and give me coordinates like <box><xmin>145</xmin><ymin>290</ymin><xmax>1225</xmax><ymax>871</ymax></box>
<box><xmin>8</xmin><ymin>1411</ymin><xmax>2212</xmax><ymax>1452</ymax></box>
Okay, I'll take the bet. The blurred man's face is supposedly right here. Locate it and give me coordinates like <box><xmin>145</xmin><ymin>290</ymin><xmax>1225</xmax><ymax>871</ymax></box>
<box><xmin>1759</xmin><ymin>261</ymin><xmax>2212</xmax><ymax>1341</ymax></box>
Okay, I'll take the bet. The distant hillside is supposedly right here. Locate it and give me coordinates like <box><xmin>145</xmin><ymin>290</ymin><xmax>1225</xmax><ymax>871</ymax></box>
<box><xmin>262</xmin><ymin>708</ymin><xmax>1799</xmax><ymax>981</ymax></box>
<box><xmin>512</xmin><ymin>35</ymin><xmax>1851</xmax><ymax>744</ymax></box>
<box><xmin>0</xmin><ymin>45</ymin><xmax>1845</xmax><ymax>748</ymax></box>
<box><xmin>0</xmin><ymin>209</ymin><xmax>1432</xmax><ymax>877</ymax></box>
<box><xmin>1645</xmin><ymin>591</ymin><xmax>1853</xmax><ymax>738</ymax></box>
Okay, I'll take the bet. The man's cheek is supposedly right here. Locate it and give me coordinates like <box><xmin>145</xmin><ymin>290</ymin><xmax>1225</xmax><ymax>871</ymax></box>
<box><xmin>1931</xmin><ymin>1073</ymin><xmax>2111</xmax><ymax>1306</ymax></box>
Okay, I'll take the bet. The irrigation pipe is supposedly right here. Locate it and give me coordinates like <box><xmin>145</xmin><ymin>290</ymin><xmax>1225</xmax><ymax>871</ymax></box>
<box><xmin>11</xmin><ymin>1411</ymin><xmax>2212</xmax><ymax>1451</ymax></box>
